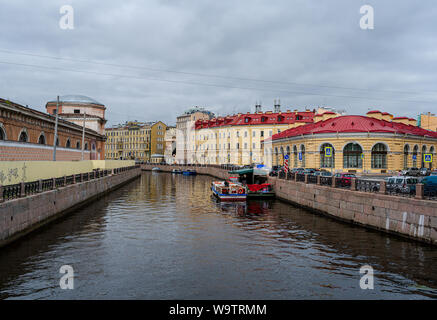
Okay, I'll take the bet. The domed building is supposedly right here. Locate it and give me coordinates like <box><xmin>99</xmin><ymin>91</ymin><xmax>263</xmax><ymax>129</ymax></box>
<box><xmin>46</xmin><ymin>95</ymin><xmax>107</xmax><ymax>160</ymax></box>
<box><xmin>46</xmin><ymin>95</ymin><xmax>107</xmax><ymax>135</ymax></box>
<box><xmin>265</xmin><ymin>111</ymin><xmax>437</xmax><ymax>173</ymax></box>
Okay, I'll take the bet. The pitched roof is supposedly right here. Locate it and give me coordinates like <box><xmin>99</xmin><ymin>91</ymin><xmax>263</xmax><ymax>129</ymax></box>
<box><xmin>194</xmin><ymin>111</ymin><xmax>314</xmax><ymax>129</ymax></box>
<box><xmin>270</xmin><ymin>115</ymin><xmax>437</xmax><ymax>141</ymax></box>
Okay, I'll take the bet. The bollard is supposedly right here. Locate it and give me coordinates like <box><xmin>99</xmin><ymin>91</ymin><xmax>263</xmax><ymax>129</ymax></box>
<box><xmin>20</xmin><ymin>182</ymin><xmax>25</xmax><ymax>197</ymax></box>
<box><xmin>38</xmin><ymin>179</ymin><xmax>43</xmax><ymax>193</ymax></box>
<box><xmin>304</xmin><ymin>174</ymin><xmax>308</xmax><ymax>184</ymax></box>
<box><xmin>72</xmin><ymin>174</ymin><xmax>76</xmax><ymax>184</ymax></box>
<box><xmin>332</xmin><ymin>176</ymin><xmax>336</xmax><ymax>188</ymax></box>
<box><xmin>64</xmin><ymin>175</ymin><xmax>67</xmax><ymax>186</ymax></box>
<box><xmin>111</xmin><ymin>169</ymin><xmax>115</xmax><ymax>175</ymax></box>
<box><xmin>351</xmin><ymin>178</ymin><xmax>357</xmax><ymax>191</ymax></box>
<box><xmin>52</xmin><ymin>177</ymin><xmax>56</xmax><ymax>190</ymax></box>
<box><xmin>294</xmin><ymin>173</ymin><xmax>297</xmax><ymax>182</ymax></box>
<box><xmin>317</xmin><ymin>175</ymin><xmax>321</xmax><ymax>185</ymax></box>
<box><xmin>80</xmin><ymin>173</ymin><xmax>83</xmax><ymax>182</ymax></box>
<box><xmin>415</xmin><ymin>183</ymin><xmax>424</xmax><ymax>200</ymax></box>
<box><xmin>379</xmin><ymin>180</ymin><xmax>386</xmax><ymax>194</ymax></box>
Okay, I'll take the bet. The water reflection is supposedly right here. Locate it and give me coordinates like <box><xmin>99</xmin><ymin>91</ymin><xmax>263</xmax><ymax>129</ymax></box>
<box><xmin>0</xmin><ymin>172</ymin><xmax>436</xmax><ymax>299</ymax></box>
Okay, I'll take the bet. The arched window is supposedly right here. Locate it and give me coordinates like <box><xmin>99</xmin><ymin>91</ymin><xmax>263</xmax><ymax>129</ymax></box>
<box><xmin>280</xmin><ymin>147</ymin><xmax>284</xmax><ymax>165</ymax></box>
<box><xmin>19</xmin><ymin>130</ymin><xmax>28</xmax><ymax>142</ymax></box>
<box><xmin>371</xmin><ymin>143</ymin><xmax>387</xmax><ymax>169</ymax></box>
<box><xmin>286</xmin><ymin>146</ymin><xmax>291</xmax><ymax>157</ymax></box>
<box><xmin>76</xmin><ymin>141</ymin><xmax>80</xmax><ymax>149</ymax></box>
<box><xmin>92</xmin><ymin>143</ymin><xmax>96</xmax><ymax>151</ymax></box>
<box><xmin>320</xmin><ymin>143</ymin><xmax>335</xmax><ymax>168</ymax></box>
<box><xmin>66</xmin><ymin>139</ymin><xmax>71</xmax><ymax>148</ymax></box>
<box><xmin>56</xmin><ymin>138</ymin><xmax>59</xmax><ymax>146</ymax></box>
<box><xmin>300</xmin><ymin>145</ymin><xmax>306</xmax><ymax>168</ymax></box>
<box><xmin>293</xmin><ymin>145</ymin><xmax>298</xmax><ymax>167</ymax></box>
<box><xmin>412</xmin><ymin>145</ymin><xmax>418</xmax><ymax>167</ymax></box>
<box><xmin>403</xmin><ymin>145</ymin><xmax>409</xmax><ymax>169</ymax></box>
<box><xmin>421</xmin><ymin>145</ymin><xmax>427</xmax><ymax>168</ymax></box>
<box><xmin>343</xmin><ymin>143</ymin><xmax>363</xmax><ymax>168</ymax></box>
<box><xmin>38</xmin><ymin>134</ymin><xmax>46</xmax><ymax>145</ymax></box>
<box><xmin>0</xmin><ymin>126</ymin><xmax>5</xmax><ymax>140</ymax></box>
<box><xmin>429</xmin><ymin>146</ymin><xmax>435</xmax><ymax>169</ymax></box>
<box><xmin>85</xmin><ymin>142</ymin><xmax>88</xmax><ymax>150</ymax></box>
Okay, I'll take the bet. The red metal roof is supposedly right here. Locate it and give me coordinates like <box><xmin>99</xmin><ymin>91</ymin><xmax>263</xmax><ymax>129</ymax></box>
<box><xmin>194</xmin><ymin>111</ymin><xmax>314</xmax><ymax>129</ymax></box>
<box><xmin>270</xmin><ymin>115</ymin><xmax>437</xmax><ymax>141</ymax></box>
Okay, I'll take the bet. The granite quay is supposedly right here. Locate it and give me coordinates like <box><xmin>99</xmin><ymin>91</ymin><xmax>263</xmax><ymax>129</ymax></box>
<box><xmin>0</xmin><ymin>164</ymin><xmax>141</xmax><ymax>248</ymax></box>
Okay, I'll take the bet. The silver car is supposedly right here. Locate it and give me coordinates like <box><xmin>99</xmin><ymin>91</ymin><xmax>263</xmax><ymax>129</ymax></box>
<box><xmin>401</xmin><ymin>167</ymin><xmax>420</xmax><ymax>176</ymax></box>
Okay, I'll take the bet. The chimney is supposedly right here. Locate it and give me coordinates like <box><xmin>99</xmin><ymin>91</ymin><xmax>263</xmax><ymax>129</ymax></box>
<box><xmin>255</xmin><ymin>102</ymin><xmax>262</xmax><ymax>113</ymax></box>
<box><xmin>274</xmin><ymin>99</ymin><xmax>281</xmax><ymax>113</ymax></box>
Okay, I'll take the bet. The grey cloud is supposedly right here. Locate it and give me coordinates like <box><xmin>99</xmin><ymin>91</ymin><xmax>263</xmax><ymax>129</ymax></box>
<box><xmin>0</xmin><ymin>0</ymin><xmax>436</xmax><ymax>127</ymax></box>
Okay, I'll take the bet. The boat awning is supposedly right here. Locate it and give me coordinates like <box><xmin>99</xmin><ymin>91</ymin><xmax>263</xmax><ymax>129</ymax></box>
<box><xmin>228</xmin><ymin>168</ymin><xmax>269</xmax><ymax>176</ymax></box>
<box><xmin>228</xmin><ymin>168</ymin><xmax>254</xmax><ymax>175</ymax></box>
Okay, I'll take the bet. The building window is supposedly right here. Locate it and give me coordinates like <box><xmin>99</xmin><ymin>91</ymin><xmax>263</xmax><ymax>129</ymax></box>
<box><xmin>320</xmin><ymin>143</ymin><xmax>335</xmax><ymax>168</ymax></box>
<box><xmin>19</xmin><ymin>130</ymin><xmax>28</xmax><ymax>142</ymax></box>
<box><xmin>38</xmin><ymin>134</ymin><xmax>46</xmax><ymax>145</ymax></box>
<box><xmin>77</xmin><ymin>141</ymin><xmax>80</xmax><ymax>149</ymax></box>
<box><xmin>0</xmin><ymin>126</ymin><xmax>5</xmax><ymax>140</ymax></box>
<box><xmin>74</xmin><ymin>109</ymin><xmax>80</xmax><ymax>114</ymax></box>
<box><xmin>403</xmin><ymin>145</ymin><xmax>409</xmax><ymax>169</ymax></box>
<box><xmin>421</xmin><ymin>145</ymin><xmax>427</xmax><ymax>168</ymax></box>
<box><xmin>429</xmin><ymin>146</ymin><xmax>435</xmax><ymax>169</ymax></box>
<box><xmin>343</xmin><ymin>143</ymin><xmax>363</xmax><ymax>168</ymax></box>
<box><xmin>85</xmin><ymin>142</ymin><xmax>88</xmax><ymax>150</ymax></box>
<box><xmin>371</xmin><ymin>143</ymin><xmax>387</xmax><ymax>169</ymax></box>
<box><xmin>293</xmin><ymin>145</ymin><xmax>298</xmax><ymax>167</ymax></box>
<box><xmin>300</xmin><ymin>145</ymin><xmax>306</xmax><ymax>167</ymax></box>
<box><xmin>412</xmin><ymin>145</ymin><xmax>418</xmax><ymax>167</ymax></box>
<box><xmin>66</xmin><ymin>139</ymin><xmax>71</xmax><ymax>148</ymax></box>
<box><xmin>260</xmin><ymin>131</ymin><xmax>264</xmax><ymax>137</ymax></box>
<box><xmin>56</xmin><ymin>138</ymin><xmax>59</xmax><ymax>146</ymax></box>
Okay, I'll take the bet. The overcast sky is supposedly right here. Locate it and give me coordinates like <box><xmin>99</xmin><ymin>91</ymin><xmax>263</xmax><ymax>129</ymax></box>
<box><xmin>0</xmin><ymin>0</ymin><xmax>436</xmax><ymax>126</ymax></box>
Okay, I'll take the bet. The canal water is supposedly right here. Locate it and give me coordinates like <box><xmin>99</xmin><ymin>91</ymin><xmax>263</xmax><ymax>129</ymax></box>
<box><xmin>0</xmin><ymin>172</ymin><xmax>437</xmax><ymax>299</ymax></box>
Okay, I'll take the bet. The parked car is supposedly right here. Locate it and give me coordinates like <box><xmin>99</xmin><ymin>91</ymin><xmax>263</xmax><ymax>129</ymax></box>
<box><xmin>421</xmin><ymin>176</ymin><xmax>437</xmax><ymax>196</ymax></box>
<box><xmin>334</xmin><ymin>173</ymin><xmax>356</xmax><ymax>187</ymax></box>
<box><xmin>431</xmin><ymin>170</ymin><xmax>437</xmax><ymax>176</ymax></box>
<box><xmin>386</xmin><ymin>176</ymin><xmax>418</xmax><ymax>194</ymax></box>
<box><xmin>401</xmin><ymin>167</ymin><xmax>420</xmax><ymax>176</ymax></box>
<box><xmin>419</xmin><ymin>167</ymin><xmax>431</xmax><ymax>176</ymax></box>
<box><xmin>303</xmin><ymin>168</ymin><xmax>317</xmax><ymax>175</ymax></box>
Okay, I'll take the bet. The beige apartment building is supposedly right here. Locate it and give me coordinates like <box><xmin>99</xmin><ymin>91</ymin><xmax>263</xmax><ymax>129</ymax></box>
<box><xmin>191</xmin><ymin>105</ymin><xmax>315</xmax><ymax>165</ymax></box>
<box><xmin>105</xmin><ymin>121</ymin><xmax>167</xmax><ymax>161</ymax></box>
<box><xmin>164</xmin><ymin>126</ymin><xmax>176</xmax><ymax>164</ymax></box>
<box><xmin>176</xmin><ymin>107</ymin><xmax>214</xmax><ymax>164</ymax></box>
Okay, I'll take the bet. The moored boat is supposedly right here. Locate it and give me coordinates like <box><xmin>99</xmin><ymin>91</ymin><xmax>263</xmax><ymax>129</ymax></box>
<box><xmin>211</xmin><ymin>181</ymin><xmax>247</xmax><ymax>201</ymax></box>
<box><xmin>228</xmin><ymin>166</ymin><xmax>275</xmax><ymax>199</ymax></box>
<box><xmin>182</xmin><ymin>169</ymin><xmax>197</xmax><ymax>176</ymax></box>
<box><xmin>152</xmin><ymin>167</ymin><xmax>161</xmax><ymax>172</ymax></box>
<box><xmin>172</xmin><ymin>169</ymin><xmax>182</xmax><ymax>174</ymax></box>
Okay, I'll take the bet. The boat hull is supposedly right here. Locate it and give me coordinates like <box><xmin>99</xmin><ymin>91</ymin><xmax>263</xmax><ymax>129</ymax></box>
<box><xmin>211</xmin><ymin>184</ymin><xmax>246</xmax><ymax>202</ymax></box>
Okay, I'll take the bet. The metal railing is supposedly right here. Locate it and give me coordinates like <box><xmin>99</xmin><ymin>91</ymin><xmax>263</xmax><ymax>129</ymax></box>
<box><xmin>356</xmin><ymin>179</ymin><xmax>380</xmax><ymax>193</ymax></box>
<box><xmin>0</xmin><ymin>165</ymin><xmax>139</xmax><ymax>203</ymax></box>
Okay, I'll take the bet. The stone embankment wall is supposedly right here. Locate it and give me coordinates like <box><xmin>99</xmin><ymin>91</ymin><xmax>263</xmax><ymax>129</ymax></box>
<box><xmin>0</xmin><ymin>167</ymin><xmax>141</xmax><ymax>248</ymax></box>
<box><xmin>141</xmin><ymin>164</ymin><xmax>437</xmax><ymax>245</ymax></box>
